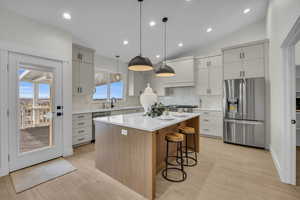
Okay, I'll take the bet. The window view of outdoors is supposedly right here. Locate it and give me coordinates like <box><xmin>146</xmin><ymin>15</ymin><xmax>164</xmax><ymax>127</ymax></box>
<box><xmin>93</xmin><ymin>71</ymin><xmax>123</xmax><ymax>100</ymax></box>
<box><xmin>19</xmin><ymin>68</ymin><xmax>53</xmax><ymax>153</ymax></box>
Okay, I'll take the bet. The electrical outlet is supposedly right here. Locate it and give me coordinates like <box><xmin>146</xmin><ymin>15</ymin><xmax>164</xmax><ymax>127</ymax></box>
<box><xmin>121</xmin><ymin>129</ymin><xmax>128</xmax><ymax>136</ymax></box>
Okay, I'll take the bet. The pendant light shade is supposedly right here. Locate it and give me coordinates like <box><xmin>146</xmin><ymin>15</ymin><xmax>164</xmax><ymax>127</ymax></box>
<box><xmin>128</xmin><ymin>0</ymin><xmax>153</xmax><ymax>71</ymax></box>
<box><xmin>156</xmin><ymin>63</ymin><xmax>175</xmax><ymax>77</ymax></box>
<box><xmin>156</xmin><ymin>17</ymin><xmax>176</xmax><ymax>77</ymax></box>
<box><xmin>128</xmin><ymin>55</ymin><xmax>153</xmax><ymax>71</ymax></box>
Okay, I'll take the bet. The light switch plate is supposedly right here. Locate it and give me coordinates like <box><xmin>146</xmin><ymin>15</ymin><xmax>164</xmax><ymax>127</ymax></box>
<box><xmin>121</xmin><ymin>129</ymin><xmax>128</xmax><ymax>136</ymax></box>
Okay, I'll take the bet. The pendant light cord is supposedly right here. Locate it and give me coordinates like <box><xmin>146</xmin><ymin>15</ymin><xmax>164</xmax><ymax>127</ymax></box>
<box><xmin>139</xmin><ymin>0</ymin><xmax>142</xmax><ymax>56</ymax></box>
<box><xmin>162</xmin><ymin>17</ymin><xmax>168</xmax><ymax>67</ymax></box>
<box><xmin>164</xmin><ymin>19</ymin><xmax>167</xmax><ymax>66</ymax></box>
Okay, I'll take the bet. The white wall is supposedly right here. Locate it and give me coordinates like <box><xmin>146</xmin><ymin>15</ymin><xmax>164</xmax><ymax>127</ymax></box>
<box><xmin>177</xmin><ymin>19</ymin><xmax>266</xmax><ymax>58</ymax></box>
<box><xmin>0</xmin><ymin>8</ymin><xmax>73</xmax><ymax>176</ymax></box>
<box><xmin>266</xmin><ymin>0</ymin><xmax>300</xmax><ymax>182</ymax></box>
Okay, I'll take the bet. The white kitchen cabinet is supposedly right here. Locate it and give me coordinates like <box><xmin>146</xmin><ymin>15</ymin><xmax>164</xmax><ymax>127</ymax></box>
<box><xmin>164</xmin><ymin>57</ymin><xmax>195</xmax><ymax>87</ymax></box>
<box><xmin>128</xmin><ymin>71</ymin><xmax>147</xmax><ymax>96</ymax></box>
<box><xmin>72</xmin><ymin>44</ymin><xmax>95</xmax><ymax>96</ymax></box>
<box><xmin>198</xmin><ymin>111</ymin><xmax>223</xmax><ymax>138</ymax></box>
<box><xmin>196</xmin><ymin>67</ymin><xmax>209</xmax><ymax>95</ymax></box>
<box><xmin>195</xmin><ymin>55</ymin><xmax>223</xmax><ymax>95</ymax></box>
<box><xmin>72</xmin><ymin>113</ymin><xmax>92</xmax><ymax>146</ymax></box>
<box><xmin>223</xmin><ymin>41</ymin><xmax>266</xmax><ymax>80</ymax></box>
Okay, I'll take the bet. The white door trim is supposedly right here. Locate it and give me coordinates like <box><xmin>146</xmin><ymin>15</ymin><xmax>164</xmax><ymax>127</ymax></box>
<box><xmin>8</xmin><ymin>52</ymin><xmax>63</xmax><ymax>171</ymax></box>
<box><xmin>281</xmin><ymin>16</ymin><xmax>300</xmax><ymax>185</ymax></box>
<box><xmin>0</xmin><ymin>50</ymin><xmax>9</xmax><ymax>176</ymax></box>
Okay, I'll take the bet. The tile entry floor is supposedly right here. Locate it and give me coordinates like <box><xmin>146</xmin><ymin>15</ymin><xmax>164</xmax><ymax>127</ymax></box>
<box><xmin>1</xmin><ymin>137</ymin><xmax>300</xmax><ymax>200</ymax></box>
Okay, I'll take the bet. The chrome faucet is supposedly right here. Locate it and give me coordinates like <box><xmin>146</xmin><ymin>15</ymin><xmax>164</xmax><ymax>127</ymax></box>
<box><xmin>110</xmin><ymin>97</ymin><xmax>117</xmax><ymax>108</ymax></box>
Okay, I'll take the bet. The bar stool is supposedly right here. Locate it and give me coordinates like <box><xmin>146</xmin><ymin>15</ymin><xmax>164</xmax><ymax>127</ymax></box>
<box><xmin>161</xmin><ymin>132</ymin><xmax>187</xmax><ymax>182</ymax></box>
<box><xmin>178</xmin><ymin>126</ymin><xmax>197</xmax><ymax>167</ymax></box>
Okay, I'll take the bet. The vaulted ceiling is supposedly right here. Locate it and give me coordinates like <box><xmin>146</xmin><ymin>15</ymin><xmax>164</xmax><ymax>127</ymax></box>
<box><xmin>0</xmin><ymin>0</ymin><xmax>268</xmax><ymax>62</ymax></box>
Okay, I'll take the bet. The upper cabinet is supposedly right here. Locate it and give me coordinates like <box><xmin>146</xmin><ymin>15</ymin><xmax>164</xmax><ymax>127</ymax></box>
<box><xmin>164</xmin><ymin>57</ymin><xmax>195</xmax><ymax>87</ymax></box>
<box><xmin>72</xmin><ymin>44</ymin><xmax>95</xmax><ymax>96</ymax></box>
<box><xmin>195</xmin><ymin>55</ymin><xmax>223</xmax><ymax>95</ymax></box>
<box><xmin>223</xmin><ymin>41</ymin><xmax>268</xmax><ymax>80</ymax></box>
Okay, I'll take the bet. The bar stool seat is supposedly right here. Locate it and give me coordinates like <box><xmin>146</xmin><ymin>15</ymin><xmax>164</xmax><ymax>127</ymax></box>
<box><xmin>178</xmin><ymin>126</ymin><xmax>195</xmax><ymax>134</ymax></box>
<box><xmin>178</xmin><ymin>125</ymin><xmax>198</xmax><ymax>167</ymax></box>
<box><xmin>162</xmin><ymin>132</ymin><xmax>187</xmax><ymax>182</ymax></box>
<box><xmin>166</xmin><ymin>132</ymin><xmax>184</xmax><ymax>142</ymax></box>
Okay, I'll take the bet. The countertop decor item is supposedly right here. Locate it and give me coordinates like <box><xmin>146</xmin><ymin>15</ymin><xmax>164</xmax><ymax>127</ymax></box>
<box><xmin>128</xmin><ymin>0</ymin><xmax>153</xmax><ymax>71</ymax></box>
<box><xmin>156</xmin><ymin>17</ymin><xmax>175</xmax><ymax>77</ymax></box>
<box><xmin>140</xmin><ymin>83</ymin><xmax>158</xmax><ymax>113</ymax></box>
<box><xmin>145</xmin><ymin>102</ymin><xmax>165</xmax><ymax>118</ymax></box>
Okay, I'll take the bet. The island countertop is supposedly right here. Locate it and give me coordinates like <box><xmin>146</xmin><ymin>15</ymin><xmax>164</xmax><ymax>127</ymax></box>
<box><xmin>93</xmin><ymin>112</ymin><xmax>200</xmax><ymax>132</ymax></box>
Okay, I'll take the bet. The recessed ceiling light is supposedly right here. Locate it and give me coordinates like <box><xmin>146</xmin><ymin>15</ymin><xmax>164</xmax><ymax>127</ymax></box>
<box><xmin>178</xmin><ymin>43</ymin><xmax>183</xmax><ymax>47</ymax></box>
<box><xmin>62</xmin><ymin>12</ymin><xmax>71</xmax><ymax>20</ymax></box>
<box><xmin>185</xmin><ymin>0</ymin><xmax>192</xmax><ymax>2</ymax></box>
<box><xmin>123</xmin><ymin>40</ymin><xmax>129</xmax><ymax>45</ymax></box>
<box><xmin>149</xmin><ymin>21</ymin><xmax>156</xmax><ymax>27</ymax></box>
<box><xmin>206</xmin><ymin>27</ymin><xmax>213</xmax><ymax>33</ymax></box>
<box><xmin>243</xmin><ymin>8</ymin><xmax>251</xmax><ymax>14</ymax></box>
<box><xmin>156</xmin><ymin>55</ymin><xmax>160</xmax><ymax>58</ymax></box>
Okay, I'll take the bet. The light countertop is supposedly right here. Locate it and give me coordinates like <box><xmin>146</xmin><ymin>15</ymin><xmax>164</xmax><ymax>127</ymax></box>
<box><xmin>193</xmin><ymin>107</ymin><xmax>222</xmax><ymax>112</ymax></box>
<box><xmin>73</xmin><ymin>106</ymin><xmax>143</xmax><ymax>115</ymax></box>
<box><xmin>94</xmin><ymin>112</ymin><xmax>200</xmax><ymax>132</ymax></box>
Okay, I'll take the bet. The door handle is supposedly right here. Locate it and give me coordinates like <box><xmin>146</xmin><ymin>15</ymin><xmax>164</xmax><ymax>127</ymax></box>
<box><xmin>57</xmin><ymin>112</ymin><xmax>63</xmax><ymax>117</ymax></box>
<box><xmin>291</xmin><ymin>120</ymin><xmax>296</xmax><ymax>125</ymax></box>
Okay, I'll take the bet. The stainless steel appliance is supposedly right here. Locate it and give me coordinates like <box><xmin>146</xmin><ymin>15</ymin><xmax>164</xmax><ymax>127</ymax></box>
<box><xmin>92</xmin><ymin>111</ymin><xmax>111</xmax><ymax>142</ymax></box>
<box><xmin>223</xmin><ymin>78</ymin><xmax>265</xmax><ymax>148</ymax></box>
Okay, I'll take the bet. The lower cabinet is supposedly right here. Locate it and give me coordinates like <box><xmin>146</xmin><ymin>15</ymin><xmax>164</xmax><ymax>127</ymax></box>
<box><xmin>72</xmin><ymin>113</ymin><xmax>92</xmax><ymax>146</ymax></box>
<box><xmin>198</xmin><ymin>111</ymin><xmax>223</xmax><ymax>138</ymax></box>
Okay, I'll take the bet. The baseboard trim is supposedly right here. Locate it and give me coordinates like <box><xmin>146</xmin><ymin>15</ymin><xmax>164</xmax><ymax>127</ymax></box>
<box><xmin>0</xmin><ymin>167</ymin><xmax>9</xmax><ymax>177</ymax></box>
<box><xmin>270</xmin><ymin>145</ymin><xmax>283</xmax><ymax>181</ymax></box>
<box><xmin>63</xmin><ymin>147</ymin><xmax>73</xmax><ymax>157</ymax></box>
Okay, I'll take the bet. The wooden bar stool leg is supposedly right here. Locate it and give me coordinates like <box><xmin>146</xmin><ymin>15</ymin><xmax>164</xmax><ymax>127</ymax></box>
<box><xmin>193</xmin><ymin>134</ymin><xmax>197</xmax><ymax>163</ymax></box>
<box><xmin>185</xmin><ymin>135</ymin><xmax>189</xmax><ymax>166</ymax></box>
<box><xmin>165</xmin><ymin>140</ymin><xmax>169</xmax><ymax>177</ymax></box>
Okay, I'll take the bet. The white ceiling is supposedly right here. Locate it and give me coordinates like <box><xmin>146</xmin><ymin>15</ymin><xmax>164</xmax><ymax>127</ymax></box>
<box><xmin>0</xmin><ymin>0</ymin><xmax>268</xmax><ymax>63</ymax></box>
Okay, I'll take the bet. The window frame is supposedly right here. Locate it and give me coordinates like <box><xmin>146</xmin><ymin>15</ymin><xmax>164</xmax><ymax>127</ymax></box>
<box><xmin>93</xmin><ymin>70</ymin><xmax>124</xmax><ymax>101</ymax></box>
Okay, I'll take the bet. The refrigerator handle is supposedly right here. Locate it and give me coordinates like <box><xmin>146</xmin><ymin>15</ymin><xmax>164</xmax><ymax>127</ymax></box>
<box><xmin>224</xmin><ymin>119</ymin><xmax>264</xmax><ymax>125</ymax></box>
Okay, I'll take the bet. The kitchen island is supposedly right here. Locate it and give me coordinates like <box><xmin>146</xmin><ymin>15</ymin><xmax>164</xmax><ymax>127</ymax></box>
<box><xmin>94</xmin><ymin>112</ymin><xmax>200</xmax><ymax>200</ymax></box>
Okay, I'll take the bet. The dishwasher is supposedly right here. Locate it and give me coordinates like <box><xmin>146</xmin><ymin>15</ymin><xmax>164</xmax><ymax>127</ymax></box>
<box><xmin>92</xmin><ymin>111</ymin><xmax>111</xmax><ymax>143</ymax></box>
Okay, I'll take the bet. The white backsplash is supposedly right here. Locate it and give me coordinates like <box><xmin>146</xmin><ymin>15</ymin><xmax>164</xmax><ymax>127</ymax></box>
<box><xmin>73</xmin><ymin>95</ymin><xmax>141</xmax><ymax>111</ymax></box>
<box><xmin>158</xmin><ymin>87</ymin><xmax>222</xmax><ymax>109</ymax></box>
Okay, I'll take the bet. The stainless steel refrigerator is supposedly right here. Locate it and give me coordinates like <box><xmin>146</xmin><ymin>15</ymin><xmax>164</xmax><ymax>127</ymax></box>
<box><xmin>223</xmin><ymin>78</ymin><xmax>265</xmax><ymax>148</ymax></box>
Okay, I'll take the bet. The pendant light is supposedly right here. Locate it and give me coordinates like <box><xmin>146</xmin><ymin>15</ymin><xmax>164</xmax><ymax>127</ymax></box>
<box><xmin>115</xmin><ymin>55</ymin><xmax>121</xmax><ymax>81</ymax></box>
<box><xmin>128</xmin><ymin>0</ymin><xmax>153</xmax><ymax>71</ymax></box>
<box><xmin>156</xmin><ymin>17</ymin><xmax>175</xmax><ymax>77</ymax></box>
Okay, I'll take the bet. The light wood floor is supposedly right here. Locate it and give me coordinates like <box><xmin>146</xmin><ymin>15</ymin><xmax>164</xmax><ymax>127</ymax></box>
<box><xmin>1</xmin><ymin>137</ymin><xmax>300</xmax><ymax>200</ymax></box>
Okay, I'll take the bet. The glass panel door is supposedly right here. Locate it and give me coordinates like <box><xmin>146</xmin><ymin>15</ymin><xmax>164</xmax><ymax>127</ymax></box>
<box><xmin>18</xmin><ymin>68</ymin><xmax>54</xmax><ymax>153</ymax></box>
<box><xmin>9</xmin><ymin>53</ymin><xmax>63</xmax><ymax>172</ymax></box>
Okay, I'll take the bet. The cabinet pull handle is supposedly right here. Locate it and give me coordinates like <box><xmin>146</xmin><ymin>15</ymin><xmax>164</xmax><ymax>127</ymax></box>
<box><xmin>78</xmin><ymin>130</ymin><xmax>85</xmax><ymax>133</ymax></box>
<box><xmin>78</xmin><ymin>122</ymin><xmax>85</xmax><ymax>126</ymax></box>
<box><xmin>239</xmin><ymin>53</ymin><xmax>242</xmax><ymax>59</ymax></box>
<box><xmin>242</xmin><ymin>52</ymin><xmax>245</xmax><ymax>59</ymax></box>
<box><xmin>78</xmin><ymin>137</ymin><xmax>85</xmax><ymax>141</ymax></box>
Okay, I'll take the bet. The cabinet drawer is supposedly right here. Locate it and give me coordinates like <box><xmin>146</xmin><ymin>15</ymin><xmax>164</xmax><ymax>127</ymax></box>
<box><xmin>73</xmin><ymin>113</ymin><xmax>92</xmax><ymax>121</ymax></box>
<box><xmin>73</xmin><ymin>126</ymin><xmax>92</xmax><ymax>137</ymax></box>
<box><xmin>72</xmin><ymin>119</ymin><xmax>92</xmax><ymax>129</ymax></box>
<box><xmin>73</xmin><ymin>134</ymin><xmax>92</xmax><ymax>145</ymax></box>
